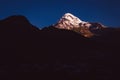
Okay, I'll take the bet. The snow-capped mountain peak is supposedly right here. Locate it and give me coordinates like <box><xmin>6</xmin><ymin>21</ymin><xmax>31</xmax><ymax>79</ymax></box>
<box><xmin>54</xmin><ymin>13</ymin><xmax>106</xmax><ymax>37</ymax></box>
<box><xmin>55</xmin><ymin>13</ymin><xmax>88</xmax><ymax>29</ymax></box>
<box><xmin>61</xmin><ymin>13</ymin><xmax>85</xmax><ymax>25</ymax></box>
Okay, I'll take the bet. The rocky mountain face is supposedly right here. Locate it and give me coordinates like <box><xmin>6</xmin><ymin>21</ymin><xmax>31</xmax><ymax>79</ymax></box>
<box><xmin>55</xmin><ymin>13</ymin><xmax>105</xmax><ymax>37</ymax></box>
<box><xmin>0</xmin><ymin>14</ymin><xmax>119</xmax><ymax>80</ymax></box>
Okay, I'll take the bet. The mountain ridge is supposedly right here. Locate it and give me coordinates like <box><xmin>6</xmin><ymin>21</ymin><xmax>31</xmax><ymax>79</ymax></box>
<box><xmin>55</xmin><ymin>13</ymin><xmax>106</xmax><ymax>37</ymax></box>
<box><xmin>0</xmin><ymin>15</ymin><xmax>40</xmax><ymax>33</ymax></box>
<box><xmin>0</xmin><ymin>14</ymin><xmax>118</xmax><ymax>80</ymax></box>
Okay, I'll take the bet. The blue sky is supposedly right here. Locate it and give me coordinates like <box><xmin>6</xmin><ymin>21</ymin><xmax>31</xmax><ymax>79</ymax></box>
<box><xmin>0</xmin><ymin>0</ymin><xmax>120</xmax><ymax>28</ymax></box>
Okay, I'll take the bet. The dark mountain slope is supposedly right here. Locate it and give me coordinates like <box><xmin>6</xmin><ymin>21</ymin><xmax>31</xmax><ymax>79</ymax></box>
<box><xmin>0</xmin><ymin>15</ymin><xmax>118</xmax><ymax>80</ymax></box>
<box><xmin>0</xmin><ymin>15</ymin><xmax>40</xmax><ymax>48</ymax></box>
<box><xmin>0</xmin><ymin>15</ymin><xmax>39</xmax><ymax>33</ymax></box>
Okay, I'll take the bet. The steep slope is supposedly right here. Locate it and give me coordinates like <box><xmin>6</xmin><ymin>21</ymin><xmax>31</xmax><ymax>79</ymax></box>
<box><xmin>55</xmin><ymin>13</ymin><xmax>87</xmax><ymax>29</ymax></box>
<box><xmin>0</xmin><ymin>15</ymin><xmax>39</xmax><ymax>33</ymax></box>
<box><xmin>0</xmin><ymin>15</ymin><xmax>40</xmax><ymax>48</ymax></box>
<box><xmin>55</xmin><ymin>13</ymin><xmax>106</xmax><ymax>37</ymax></box>
<box><xmin>0</xmin><ymin>15</ymin><xmax>119</xmax><ymax>80</ymax></box>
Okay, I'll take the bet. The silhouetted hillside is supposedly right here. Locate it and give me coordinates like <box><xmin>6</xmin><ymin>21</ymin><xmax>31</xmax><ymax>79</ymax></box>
<box><xmin>0</xmin><ymin>15</ymin><xmax>39</xmax><ymax>33</ymax></box>
<box><xmin>0</xmin><ymin>15</ymin><xmax>119</xmax><ymax>80</ymax></box>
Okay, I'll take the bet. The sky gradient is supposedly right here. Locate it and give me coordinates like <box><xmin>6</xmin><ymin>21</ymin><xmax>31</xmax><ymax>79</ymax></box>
<box><xmin>0</xmin><ymin>0</ymin><xmax>120</xmax><ymax>28</ymax></box>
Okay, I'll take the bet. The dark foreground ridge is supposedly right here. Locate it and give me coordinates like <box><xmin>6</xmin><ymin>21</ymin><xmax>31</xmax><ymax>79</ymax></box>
<box><xmin>0</xmin><ymin>15</ymin><xmax>119</xmax><ymax>80</ymax></box>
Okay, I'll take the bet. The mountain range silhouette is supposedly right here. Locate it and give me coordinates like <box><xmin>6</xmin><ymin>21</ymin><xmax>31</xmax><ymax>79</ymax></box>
<box><xmin>0</xmin><ymin>15</ymin><xmax>119</xmax><ymax>80</ymax></box>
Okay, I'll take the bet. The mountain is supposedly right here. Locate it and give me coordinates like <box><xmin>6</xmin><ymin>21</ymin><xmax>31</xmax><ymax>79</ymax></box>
<box><xmin>55</xmin><ymin>13</ymin><xmax>106</xmax><ymax>37</ymax></box>
<box><xmin>0</xmin><ymin>15</ymin><xmax>39</xmax><ymax>33</ymax></box>
<box><xmin>0</xmin><ymin>14</ymin><xmax>119</xmax><ymax>80</ymax></box>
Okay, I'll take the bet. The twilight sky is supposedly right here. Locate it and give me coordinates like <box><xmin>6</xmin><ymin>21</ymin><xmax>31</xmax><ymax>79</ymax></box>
<box><xmin>0</xmin><ymin>0</ymin><xmax>120</xmax><ymax>28</ymax></box>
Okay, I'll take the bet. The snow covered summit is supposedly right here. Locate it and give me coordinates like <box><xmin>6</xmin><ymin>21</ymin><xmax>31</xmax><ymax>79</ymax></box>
<box><xmin>61</xmin><ymin>13</ymin><xmax>86</xmax><ymax>25</ymax></box>
<box><xmin>55</xmin><ymin>13</ymin><xmax>89</xmax><ymax>29</ymax></box>
<box><xmin>55</xmin><ymin>13</ymin><xmax>105</xmax><ymax>37</ymax></box>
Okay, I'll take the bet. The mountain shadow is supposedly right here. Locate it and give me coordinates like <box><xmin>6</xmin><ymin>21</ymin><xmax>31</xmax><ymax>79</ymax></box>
<box><xmin>0</xmin><ymin>15</ymin><xmax>119</xmax><ymax>80</ymax></box>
